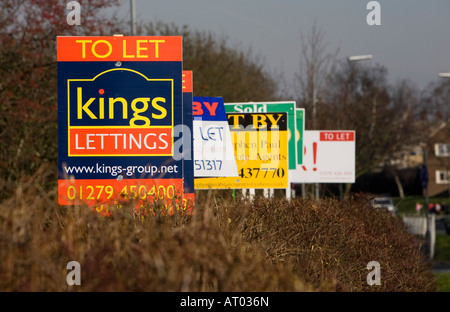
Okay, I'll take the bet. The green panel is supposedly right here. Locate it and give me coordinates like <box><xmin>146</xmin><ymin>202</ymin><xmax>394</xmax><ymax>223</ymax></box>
<box><xmin>296</xmin><ymin>108</ymin><xmax>305</xmax><ymax>165</ymax></box>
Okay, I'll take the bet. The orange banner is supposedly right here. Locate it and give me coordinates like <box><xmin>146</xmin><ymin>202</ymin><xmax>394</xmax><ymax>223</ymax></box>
<box><xmin>68</xmin><ymin>127</ymin><xmax>172</xmax><ymax>156</ymax></box>
<box><xmin>182</xmin><ymin>70</ymin><xmax>193</xmax><ymax>93</ymax></box>
<box><xmin>58</xmin><ymin>178</ymin><xmax>193</xmax><ymax>215</ymax></box>
<box><xmin>57</xmin><ymin>36</ymin><xmax>182</xmax><ymax>62</ymax></box>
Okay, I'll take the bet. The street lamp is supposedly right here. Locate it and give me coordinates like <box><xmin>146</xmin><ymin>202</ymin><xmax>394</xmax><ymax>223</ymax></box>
<box><xmin>423</xmin><ymin>71</ymin><xmax>450</xmax><ymax>258</ymax></box>
<box><xmin>438</xmin><ymin>71</ymin><xmax>450</xmax><ymax>209</ymax></box>
<box><xmin>334</xmin><ymin>55</ymin><xmax>373</xmax><ymax>199</ymax></box>
<box><xmin>310</xmin><ymin>54</ymin><xmax>373</xmax><ymax>200</ymax></box>
<box><xmin>347</xmin><ymin>54</ymin><xmax>373</xmax><ymax>62</ymax></box>
<box><xmin>439</xmin><ymin>72</ymin><xmax>450</xmax><ymax>131</ymax></box>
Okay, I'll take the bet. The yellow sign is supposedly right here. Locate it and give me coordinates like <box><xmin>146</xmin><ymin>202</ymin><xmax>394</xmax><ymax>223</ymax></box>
<box><xmin>195</xmin><ymin>112</ymin><xmax>288</xmax><ymax>189</ymax></box>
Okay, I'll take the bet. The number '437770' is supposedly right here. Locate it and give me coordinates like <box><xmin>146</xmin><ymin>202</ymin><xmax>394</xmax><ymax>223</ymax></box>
<box><xmin>239</xmin><ymin>167</ymin><xmax>285</xmax><ymax>179</ymax></box>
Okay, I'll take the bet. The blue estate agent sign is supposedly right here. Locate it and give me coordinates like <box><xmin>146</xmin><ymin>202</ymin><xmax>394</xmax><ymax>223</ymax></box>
<box><xmin>57</xmin><ymin>36</ymin><xmax>192</xmax><ymax>212</ymax></box>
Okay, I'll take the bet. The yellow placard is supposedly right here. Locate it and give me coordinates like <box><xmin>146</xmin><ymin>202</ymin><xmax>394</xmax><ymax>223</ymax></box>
<box><xmin>195</xmin><ymin>112</ymin><xmax>288</xmax><ymax>189</ymax></box>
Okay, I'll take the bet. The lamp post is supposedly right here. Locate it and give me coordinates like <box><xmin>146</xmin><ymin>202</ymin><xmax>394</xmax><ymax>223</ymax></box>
<box><xmin>439</xmin><ymin>72</ymin><xmax>450</xmax><ymax>120</ymax></box>
<box><xmin>347</xmin><ymin>54</ymin><xmax>373</xmax><ymax>62</ymax></box>
<box><xmin>421</xmin><ymin>146</ymin><xmax>432</xmax><ymax>259</ymax></box>
<box><xmin>425</xmin><ymin>72</ymin><xmax>450</xmax><ymax>258</ymax></box>
<box><xmin>439</xmin><ymin>72</ymin><xmax>450</xmax><ymax>191</ymax></box>
<box><xmin>312</xmin><ymin>64</ymin><xmax>319</xmax><ymax>199</ymax></box>
<box><xmin>130</xmin><ymin>0</ymin><xmax>136</xmax><ymax>36</ymax></box>
<box><xmin>337</xmin><ymin>54</ymin><xmax>373</xmax><ymax>199</ymax></box>
<box><xmin>310</xmin><ymin>54</ymin><xmax>373</xmax><ymax>200</ymax></box>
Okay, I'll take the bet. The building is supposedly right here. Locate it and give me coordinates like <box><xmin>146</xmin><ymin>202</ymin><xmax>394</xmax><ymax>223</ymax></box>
<box><xmin>426</xmin><ymin>120</ymin><xmax>450</xmax><ymax>197</ymax></box>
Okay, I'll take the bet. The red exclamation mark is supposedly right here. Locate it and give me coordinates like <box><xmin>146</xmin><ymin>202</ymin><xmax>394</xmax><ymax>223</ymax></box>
<box><xmin>312</xmin><ymin>142</ymin><xmax>317</xmax><ymax>171</ymax></box>
<box><xmin>302</xmin><ymin>145</ymin><xmax>307</xmax><ymax>171</ymax></box>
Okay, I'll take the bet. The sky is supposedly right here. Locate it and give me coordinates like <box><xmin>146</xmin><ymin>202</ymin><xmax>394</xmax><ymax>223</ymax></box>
<box><xmin>111</xmin><ymin>0</ymin><xmax>450</xmax><ymax>93</ymax></box>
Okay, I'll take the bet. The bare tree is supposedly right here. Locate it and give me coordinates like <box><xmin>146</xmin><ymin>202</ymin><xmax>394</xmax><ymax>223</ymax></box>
<box><xmin>295</xmin><ymin>21</ymin><xmax>340</xmax><ymax>130</ymax></box>
<box><xmin>293</xmin><ymin>22</ymin><xmax>340</xmax><ymax>198</ymax></box>
<box><xmin>384</xmin><ymin>80</ymin><xmax>423</xmax><ymax>198</ymax></box>
<box><xmin>140</xmin><ymin>21</ymin><xmax>280</xmax><ymax>102</ymax></box>
<box><xmin>421</xmin><ymin>78</ymin><xmax>450</xmax><ymax>123</ymax></box>
<box><xmin>0</xmin><ymin>0</ymin><xmax>122</xmax><ymax>199</ymax></box>
<box><xmin>324</xmin><ymin>61</ymin><xmax>424</xmax><ymax>197</ymax></box>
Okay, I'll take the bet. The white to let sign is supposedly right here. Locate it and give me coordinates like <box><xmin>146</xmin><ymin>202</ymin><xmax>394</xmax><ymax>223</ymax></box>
<box><xmin>291</xmin><ymin>130</ymin><xmax>355</xmax><ymax>183</ymax></box>
<box><xmin>193</xmin><ymin>96</ymin><xmax>238</xmax><ymax>177</ymax></box>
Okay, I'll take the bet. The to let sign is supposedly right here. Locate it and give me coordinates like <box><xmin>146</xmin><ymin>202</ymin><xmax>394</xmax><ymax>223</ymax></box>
<box><xmin>291</xmin><ymin>130</ymin><xmax>355</xmax><ymax>183</ymax></box>
<box><xmin>57</xmin><ymin>36</ymin><xmax>192</xmax><ymax>214</ymax></box>
<box><xmin>192</xmin><ymin>96</ymin><xmax>238</xmax><ymax>178</ymax></box>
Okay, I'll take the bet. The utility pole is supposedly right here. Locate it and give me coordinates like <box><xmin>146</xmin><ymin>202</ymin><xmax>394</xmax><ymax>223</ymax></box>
<box><xmin>130</xmin><ymin>0</ymin><xmax>136</xmax><ymax>36</ymax></box>
<box><xmin>421</xmin><ymin>148</ymin><xmax>434</xmax><ymax>259</ymax></box>
<box><xmin>438</xmin><ymin>72</ymin><xmax>450</xmax><ymax>197</ymax></box>
<box><xmin>341</xmin><ymin>54</ymin><xmax>373</xmax><ymax>200</ymax></box>
<box><xmin>312</xmin><ymin>64</ymin><xmax>319</xmax><ymax>199</ymax></box>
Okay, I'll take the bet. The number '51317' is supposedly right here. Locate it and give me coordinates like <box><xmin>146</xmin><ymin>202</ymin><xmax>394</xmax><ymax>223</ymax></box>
<box><xmin>194</xmin><ymin>160</ymin><xmax>223</xmax><ymax>171</ymax></box>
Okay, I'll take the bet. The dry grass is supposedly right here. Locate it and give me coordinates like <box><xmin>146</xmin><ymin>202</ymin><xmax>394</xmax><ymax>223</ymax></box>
<box><xmin>0</xmin><ymin>169</ymin><xmax>438</xmax><ymax>292</ymax></box>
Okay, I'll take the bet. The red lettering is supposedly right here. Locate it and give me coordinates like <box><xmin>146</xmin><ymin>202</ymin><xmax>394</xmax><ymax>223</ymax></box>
<box><xmin>320</xmin><ymin>131</ymin><xmax>354</xmax><ymax>141</ymax></box>
<box><xmin>203</xmin><ymin>101</ymin><xmax>218</xmax><ymax>116</ymax></box>
<box><xmin>192</xmin><ymin>101</ymin><xmax>203</xmax><ymax>116</ymax></box>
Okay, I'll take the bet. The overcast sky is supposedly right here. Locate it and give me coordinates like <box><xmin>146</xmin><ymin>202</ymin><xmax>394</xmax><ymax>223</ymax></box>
<box><xmin>112</xmin><ymin>0</ymin><xmax>450</xmax><ymax>92</ymax></box>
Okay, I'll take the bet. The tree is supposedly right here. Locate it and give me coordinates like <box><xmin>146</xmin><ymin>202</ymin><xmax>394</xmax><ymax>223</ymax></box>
<box><xmin>321</xmin><ymin>61</ymin><xmax>422</xmax><ymax>194</ymax></box>
<box><xmin>295</xmin><ymin>22</ymin><xmax>339</xmax><ymax>130</ymax></box>
<box><xmin>0</xmin><ymin>9</ymin><xmax>282</xmax><ymax>199</ymax></box>
<box><xmin>138</xmin><ymin>21</ymin><xmax>280</xmax><ymax>102</ymax></box>
<box><xmin>293</xmin><ymin>23</ymin><xmax>432</xmax><ymax>197</ymax></box>
<box><xmin>383</xmin><ymin>80</ymin><xmax>423</xmax><ymax>198</ymax></box>
<box><xmin>293</xmin><ymin>23</ymin><xmax>340</xmax><ymax>198</ymax></box>
<box><xmin>0</xmin><ymin>0</ymin><xmax>122</xmax><ymax>199</ymax></box>
<box><xmin>421</xmin><ymin>77</ymin><xmax>450</xmax><ymax>123</ymax></box>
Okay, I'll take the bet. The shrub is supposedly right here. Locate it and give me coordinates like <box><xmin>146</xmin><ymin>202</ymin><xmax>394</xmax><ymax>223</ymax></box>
<box><xmin>0</xmin><ymin>177</ymin><xmax>437</xmax><ymax>291</ymax></box>
<box><xmin>241</xmin><ymin>194</ymin><xmax>437</xmax><ymax>291</ymax></box>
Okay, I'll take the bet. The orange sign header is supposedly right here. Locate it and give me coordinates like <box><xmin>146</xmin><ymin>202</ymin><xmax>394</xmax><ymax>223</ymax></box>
<box><xmin>182</xmin><ymin>71</ymin><xmax>193</xmax><ymax>93</ymax></box>
<box><xmin>57</xmin><ymin>36</ymin><xmax>182</xmax><ymax>62</ymax></box>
